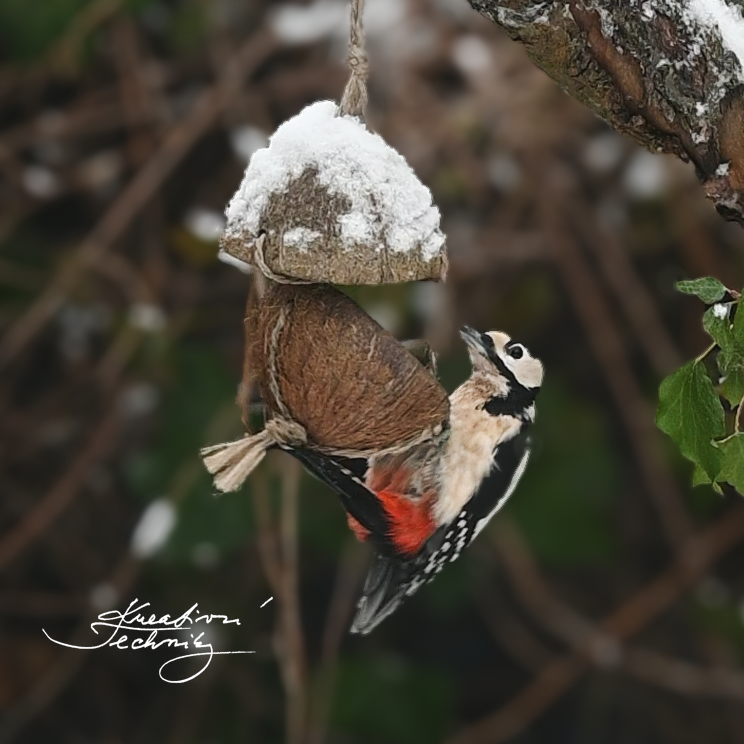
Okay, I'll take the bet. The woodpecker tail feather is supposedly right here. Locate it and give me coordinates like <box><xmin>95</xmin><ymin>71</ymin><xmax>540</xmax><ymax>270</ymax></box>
<box><xmin>200</xmin><ymin>418</ymin><xmax>307</xmax><ymax>493</ymax></box>
<box><xmin>350</xmin><ymin>553</ymin><xmax>407</xmax><ymax>635</ymax></box>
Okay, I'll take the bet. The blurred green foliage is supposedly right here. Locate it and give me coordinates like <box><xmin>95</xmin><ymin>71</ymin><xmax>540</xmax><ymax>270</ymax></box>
<box><xmin>125</xmin><ymin>345</ymin><xmax>237</xmax><ymax>497</ymax></box>
<box><xmin>125</xmin><ymin>345</ymin><xmax>252</xmax><ymax>561</ymax></box>
<box><xmin>0</xmin><ymin>0</ymin><xmax>205</xmax><ymax>63</ymax></box>
<box><xmin>420</xmin><ymin>556</ymin><xmax>471</xmax><ymax>619</ymax></box>
<box><xmin>299</xmin><ymin>473</ymin><xmax>354</xmax><ymax>558</ymax></box>
<box><xmin>331</xmin><ymin>655</ymin><xmax>453</xmax><ymax>744</ymax></box>
<box><xmin>0</xmin><ymin>0</ymin><xmax>92</xmax><ymax>61</ymax></box>
<box><xmin>509</xmin><ymin>381</ymin><xmax>621</xmax><ymax>565</ymax></box>
<box><xmin>690</xmin><ymin>600</ymin><xmax>744</xmax><ymax>662</ymax></box>
<box><xmin>166</xmin><ymin>0</ymin><xmax>205</xmax><ymax>52</ymax></box>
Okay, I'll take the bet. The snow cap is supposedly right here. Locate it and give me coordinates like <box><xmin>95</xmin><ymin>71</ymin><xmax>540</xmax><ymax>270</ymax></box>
<box><xmin>221</xmin><ymin>101</ymin><xmax>447</xmax><ymax>284</ymax></box>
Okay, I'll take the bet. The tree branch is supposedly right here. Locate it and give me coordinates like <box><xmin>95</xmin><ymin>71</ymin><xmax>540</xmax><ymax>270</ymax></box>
<box><xmin>469</xmin><ymin>0</ymin><xmax>744</xmax><ymax>224</ymax></box>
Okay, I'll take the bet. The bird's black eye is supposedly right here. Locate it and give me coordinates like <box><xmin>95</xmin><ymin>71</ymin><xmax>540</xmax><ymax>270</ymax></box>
<box><xmin>507</xmin><ymin>344</ymin><xmax>524</xmax><ymax>359</ymax></box>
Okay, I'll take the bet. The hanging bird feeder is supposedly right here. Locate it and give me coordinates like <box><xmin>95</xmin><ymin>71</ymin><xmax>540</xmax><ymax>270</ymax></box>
<box><xmin>218</xmin><ymin>0</ymin><xmax>447</xmax><ymax>285</ymax></box>
<box><xmin>203</xmin><ymin>0</ymin><xmax>451</xmax><ymax>491</ymax></box>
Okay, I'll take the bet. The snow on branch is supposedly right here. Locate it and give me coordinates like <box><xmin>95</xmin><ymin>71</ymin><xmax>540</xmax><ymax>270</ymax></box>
<box><xmin>469</xmin><ymin>0</ymin><xmax>744</xmax><ymax>223</ymax></box>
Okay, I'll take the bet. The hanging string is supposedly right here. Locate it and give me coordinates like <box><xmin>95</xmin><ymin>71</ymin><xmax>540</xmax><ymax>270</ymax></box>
<box><xmin>338</xmin><ymin>0</ymin><xmax>368</xmax><ymax>118</ymax></box>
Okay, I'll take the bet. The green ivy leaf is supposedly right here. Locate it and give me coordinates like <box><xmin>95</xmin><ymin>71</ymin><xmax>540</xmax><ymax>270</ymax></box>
<box><xmin>716</xmin><ymin>434</ymin><xmax>744</xmax><ymax>494</ymax></box>
<box><xmin>734</xmin><ymin>290</ymin><xmax>744</xmax><ymax>334</ymax></box>
<box><xmin>677</xmin><ymin>277</ymin><xmax>727</xmax><ymax>304</ymax></box>
<box><xmin>703</xmin><ymin>305</ymin><xmax>744</xmax><ymax>382</ymax></box>
<box><xmin>721</xmin><ymin>368</ymin><xmax>744</xmax><ymax>408</ymax></box>
<box><xmin>657</xmin><ymin>361</ymin><xmax>725</xmax><ymax>482</ymax></box>
<box><xmin>709</xmin><ymin>298</ymin><xmax>744</xmax><ymax>407</ymax></box>
<box><xmin>692</xmin><ymin>463</ymin><xmax>712</xmax><ymax>486</ymax></box>
<box><xmin>703</xmin><ymin>304</ymin><xmax>734</xmax><ymax>349</ymax></box>
<box><xmin>732</xmin><ymin>298</ymin><xmax>744</xmax><ymax>359</ymax></box>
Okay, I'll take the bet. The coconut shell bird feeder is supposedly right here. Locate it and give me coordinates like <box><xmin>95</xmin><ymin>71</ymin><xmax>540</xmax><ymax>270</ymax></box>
<box><xmin>201</xmin><ymin>284</ymin><xmax>450</xmax><ymax>493</ymax></box>
<box><xmin>202</xmin><ymin>0</ymin><xmax>450</xmax><ymax>492</ymax></box>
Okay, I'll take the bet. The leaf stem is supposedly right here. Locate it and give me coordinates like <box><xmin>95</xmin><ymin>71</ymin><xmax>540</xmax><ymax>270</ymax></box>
<box><xmin>695</xmin><ymin>343</ymin><xmax>717</xmax><ymax>363</ymax></box>
<box><xmin>737</xmin><ymin>390</ymin><xmax>744</xmax><ymax>434</ymax></box>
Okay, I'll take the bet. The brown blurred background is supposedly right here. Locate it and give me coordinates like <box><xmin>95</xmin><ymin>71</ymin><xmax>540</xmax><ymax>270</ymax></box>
<box><xmin>1</xmin><ymin>0</ymin><xmax>744</xmax><ymax>742</ymax></box>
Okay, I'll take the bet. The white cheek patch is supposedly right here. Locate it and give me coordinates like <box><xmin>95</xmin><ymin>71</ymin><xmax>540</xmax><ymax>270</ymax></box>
<box><xmin>499</xmin><ymin>348</ymin><xmax>526</xmax><ymax>382</ymax></box>
<box><xmin>472</xmin><ymin>449</ymin><xmax>530</xmax><ymax>538</ymax></box>
<box><xmin>503</xmin><ymin>353</ymin><xmax>518</xmax><ymax>377</ymax></box>
<box><xmin>218</xmin><ymin>248</ymin><xmax>253</xmax><ymax>274</ymax></box>
<box><xmin>503</xmin><ymin>352</ymin><xmax>542</xmax><ymax>390</ymax></box>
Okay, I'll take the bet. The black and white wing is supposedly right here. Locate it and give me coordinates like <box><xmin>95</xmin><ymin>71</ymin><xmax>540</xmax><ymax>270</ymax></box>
<box><xmin>280</xmin><ymin>446</ymin><xmax>396</xmax><ymax>555</ymax></box>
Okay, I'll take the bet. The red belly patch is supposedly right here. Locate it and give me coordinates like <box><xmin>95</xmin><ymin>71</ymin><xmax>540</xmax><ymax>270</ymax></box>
<box><xmin>347</xmin><ymin>514</ymin><xmax>371</xmax><ymax>542</ymax></box>
<box><xmin>377</xmin><ymin>490</ymin><xmax>434</xmax><ymax>556</ymax></box>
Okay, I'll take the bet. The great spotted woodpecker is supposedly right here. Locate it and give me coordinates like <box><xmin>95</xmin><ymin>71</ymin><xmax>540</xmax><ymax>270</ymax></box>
<box><xmin>280</xmin><ymin>326</ymin><xmax>543</xmax><ymax>634</ymax></box>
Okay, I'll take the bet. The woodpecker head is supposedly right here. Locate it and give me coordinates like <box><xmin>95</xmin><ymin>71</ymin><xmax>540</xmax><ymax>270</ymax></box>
<box><xmin>461</xmin><ymin>326</ymin><xmax>543</xmax><ymax>389</ymax></box>
<box><xmin>459</xmin><ymin>326</ymin><xmax>543</xmax><ymax>422</ymax></box>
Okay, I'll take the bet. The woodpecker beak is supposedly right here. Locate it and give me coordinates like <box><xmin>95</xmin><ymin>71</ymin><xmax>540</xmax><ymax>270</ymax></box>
<box><xmin>460</xmin><ymin>326</ymin><xmax>488</xmax><ymax>356</ymax></box>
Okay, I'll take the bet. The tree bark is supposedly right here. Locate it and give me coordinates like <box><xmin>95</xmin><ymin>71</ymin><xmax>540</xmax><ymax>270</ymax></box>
<box><xmin>469</xmin><ymin>0</ymin><xmax>744</xmax><ymax>224</ymax></box>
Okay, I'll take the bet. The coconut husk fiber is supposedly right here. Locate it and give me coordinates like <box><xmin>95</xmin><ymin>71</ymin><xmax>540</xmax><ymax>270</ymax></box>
<box><xmin>247</xmin><ymin>282</ymin><xmax>449</xmax><ymax>452</ymax></box>
<box><xmin>221</xmin><ymin>168</ymin><xmax>448</xmax><ymax>285</ymax></box>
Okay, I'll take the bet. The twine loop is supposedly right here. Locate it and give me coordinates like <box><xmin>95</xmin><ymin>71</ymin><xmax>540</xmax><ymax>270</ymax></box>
<box><xmin>252</xmin><ymin>232</ymin><xmax>313</xmax><ymax>285</ymax></box>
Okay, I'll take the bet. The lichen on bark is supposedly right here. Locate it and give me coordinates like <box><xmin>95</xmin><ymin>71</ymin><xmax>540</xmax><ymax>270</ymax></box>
<box><xmin>470</xmin><ymin>0</ymin><xmax>744</xmax><ymax>224</ymax></box>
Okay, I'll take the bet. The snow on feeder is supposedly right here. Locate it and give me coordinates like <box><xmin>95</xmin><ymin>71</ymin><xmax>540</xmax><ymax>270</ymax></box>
<box><xmin>218</xmin><ymin>3</ymin><xmax>447</xmax><ymax>285</ymax></box>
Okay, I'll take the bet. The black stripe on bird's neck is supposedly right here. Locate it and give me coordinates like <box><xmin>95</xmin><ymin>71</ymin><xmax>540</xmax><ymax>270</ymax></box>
<box><xmin>483</xmin><ymin>384</ymin><xmax>537</xmax><ymax>420</ymax></box>
<box><xmin>480</xmin><ymin>336</ymin><xmax>518</xmax><ymax>386</ymax></box>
